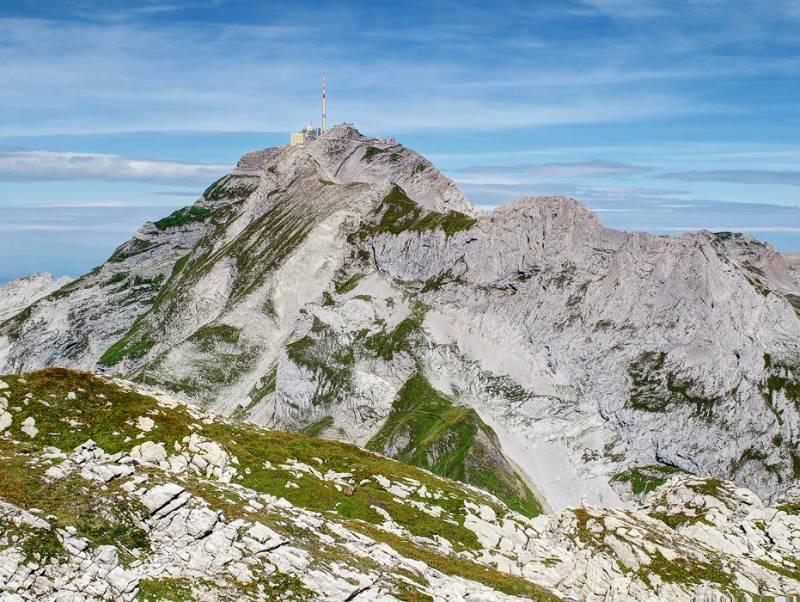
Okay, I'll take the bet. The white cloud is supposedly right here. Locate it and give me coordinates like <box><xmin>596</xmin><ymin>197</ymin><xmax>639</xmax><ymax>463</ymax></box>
<box><xmin>578</xmin><ymin>0</ymin><xmax>668</xmax><ymax>18</ymax></box>
<box><xmin>453</xmin><ymin>159</ymin><xmax>652</xmax><ymax>178</ymax></box>
<box><xmin>658</xmin><ymin>169</ymin><xmax>800</xmax><ymax>186</ymax></box>
<box><xmin>453</xmin><ymin>175</ymin><xmax>529</xmax><ymax>186</ymax></box>
<box><xmin>0</xmin><ymin>151</ymin><xmax>229</xmax><ymax>185</ymax></box>
<box><xmin>0</xmin><ymin>14</ymin><xmax>725</xmax><ymax>136</ymax></box>
<box><xmin>0</xmin><ymin>223</ymin><xmax>139</xmax><ymax>232</ymax></box>
<box><xmin>649</xmin><ymin>226</ymin><xmax>800</xmax><ymax>233</ymax></box>
<box><xmin>26</xmin><ymin>201</ymin><xmax>131</xmax><ymax>208</ymax></box>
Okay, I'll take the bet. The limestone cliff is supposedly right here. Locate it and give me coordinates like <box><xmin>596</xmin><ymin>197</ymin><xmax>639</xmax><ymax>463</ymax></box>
<box><xmin>2</xmin><ymin>125</ymin><xmax>800</xmax><ymax>514</ymax></box>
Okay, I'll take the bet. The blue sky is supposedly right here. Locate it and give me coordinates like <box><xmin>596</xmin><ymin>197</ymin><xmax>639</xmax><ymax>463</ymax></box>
<box><xmin>1</xmin><ymin>0</ymin><xmax>799</xmax><ymax>282</ymax></box>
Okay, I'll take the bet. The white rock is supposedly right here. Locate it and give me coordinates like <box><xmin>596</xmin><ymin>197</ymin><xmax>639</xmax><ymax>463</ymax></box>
<box><xmin>140</xmin><ymin>482</ymin><xmax>185</xmax><ymax>513</ymax></box>
<box><xmin>105</xmin><ymin>565</ymin><xmax>137</xmax><ymax>593</ymax></box>
<box><xmin>81</xmin><ymin>463</ymin><xmax>134</xmax><ymax>483</ymax></box>
<box><xmin>20</xmin><ymin>416</ymin><xmax>38</xmax><ymax>438</ymax></box>
<box><xmin>0</xmin><ymin>410</ymin><xmax>11</xmax><ymax>433</ymax></box>
<box><xmin>129</xmin><ymin>441</ymin><xmax>167</xmax><ymax>464</ymax></box>
<box><xmin>135</xmin><ymin>416</ymin><xmax>155</xmax><ymax>432</ymax></box>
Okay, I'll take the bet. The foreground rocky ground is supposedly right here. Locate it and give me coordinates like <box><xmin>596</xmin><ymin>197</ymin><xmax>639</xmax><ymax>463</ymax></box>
<box><xmin>1</xmin><ymin>369</ymin><xmax>799</xmax><ymax>601</ymax></box>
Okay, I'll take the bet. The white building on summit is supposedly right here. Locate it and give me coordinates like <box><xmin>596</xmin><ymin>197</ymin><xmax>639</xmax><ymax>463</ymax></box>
<box><xmin>289</xmin><ymin>124</ymin><xmax>321</xmax><ymax>146</ymax></box>
<box><xmin>290</xmin><ymin>71</ymin><xmax>327</xmax><ymax>146</ymax></box>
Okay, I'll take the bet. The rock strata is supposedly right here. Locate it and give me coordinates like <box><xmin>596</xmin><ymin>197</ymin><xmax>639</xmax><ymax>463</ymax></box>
<box><xmin>1</xmin><ymin>125</ymin><xmax>799</xmax><ymax>515</ymax></box>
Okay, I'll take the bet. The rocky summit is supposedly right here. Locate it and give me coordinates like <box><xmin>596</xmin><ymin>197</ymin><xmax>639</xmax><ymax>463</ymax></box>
<box><xmin>1</xmin><ymin>125</ymin><xmax>800</xmax><ymax>600</ymax></box>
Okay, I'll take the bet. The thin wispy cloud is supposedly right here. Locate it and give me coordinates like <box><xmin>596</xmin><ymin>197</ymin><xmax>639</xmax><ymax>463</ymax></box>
<box><xmin>154</xmin><ymin>190</ymin><xmax>204</xmax><ymax>197</ymax></box>
<box><xmin>454</xmin><ymin>160</ymin><xmax>652</xmax><ymax>177</ymax></box>
<box><xmin>21</xmin><ymin>201</ymin><xmax>131</xmax><ymax>208</ymax></box>
<box><xmin>455</xmin><ymin>180</ymin><xmax>691</xmax><ymax>204</ymax></box>
<box><xmin>650</xmin><ymin>226</ymin><xmax>800</xmax><ymax>233</ymax></box>
<box><xmin>578</xmin><ymin>0</ymin><xmax>669</xmax><ymax>19</ymax></box>
<box><xmin>0</xmin><ymin>5</ymin><xmax>752</xmax><ymax>136</ymax></box>
<box><xmin>658</xmin><ymin>169</ymin><xmax>800</xmax><ymax>187</ymax></box>
<box><xmin>0</xmin><ymin>223</ymin><xmax>137</xmax><ymax>232</ymax></box>
<box><xmin>0</xmin><ymin>151</ymin><xmax>229</xmax><ymax>185</ymax></box>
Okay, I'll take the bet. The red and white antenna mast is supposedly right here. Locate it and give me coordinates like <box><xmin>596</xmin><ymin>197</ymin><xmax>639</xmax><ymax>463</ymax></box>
<box><xmin>321</xmin><ymin>70</ymin><xmax>327</xmax><ymax>132</ymax></box>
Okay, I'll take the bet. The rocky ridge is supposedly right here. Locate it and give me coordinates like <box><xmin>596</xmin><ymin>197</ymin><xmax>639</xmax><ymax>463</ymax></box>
<box><xmin>0</xmin><ymin>274</ymin><xmax>73</xmax><ymax>323</ymax></box>
<box><xmin>1</xmin><ymin>125</ymin><xmax>799</xmax><ymax>515</ymax></box>
<box><xmin>2</xmin><ymin>369</ymin><xmax>800</xmax><ymax>601</ymax></box>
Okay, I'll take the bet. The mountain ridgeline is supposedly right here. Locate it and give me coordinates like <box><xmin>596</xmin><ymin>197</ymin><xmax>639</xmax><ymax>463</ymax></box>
<box><xmin>2</xmin><ymin>124</ymin><xmax>800</xmax><ymax>518</ymax></box>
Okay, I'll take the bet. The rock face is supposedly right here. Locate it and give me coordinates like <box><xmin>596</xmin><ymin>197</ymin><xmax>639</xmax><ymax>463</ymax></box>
<box><xmin>1</xmin><ymin>125</ymin><xmax>800</xmax><ymax>514</ymax></box>
<box><xmin>2</xmin><ymin>368</ymin><xmax>800</xmax><ymax>602</ymax></box>
<box><xmin>0</xmin><ymin>273</ymin><xmax>73</xmax><ymax>322</ymax></box>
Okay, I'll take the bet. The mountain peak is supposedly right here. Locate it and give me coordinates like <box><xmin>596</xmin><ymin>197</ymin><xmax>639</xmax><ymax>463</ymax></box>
<box><xmin>2</xmin><ymin>135</ymin><xmax>800</xmax><ymax>534</ymax></box>
<box><xmin>231</xmin><ymin>124</ymin><xmax>477</xmax><ymax>216</ymax></box>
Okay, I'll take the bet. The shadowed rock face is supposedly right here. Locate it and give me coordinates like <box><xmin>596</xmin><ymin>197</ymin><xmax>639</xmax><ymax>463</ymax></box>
<box><xmin>1</xmin><ymin>124</ymin><xmax>800</xmax><ymax>513</ymax></box>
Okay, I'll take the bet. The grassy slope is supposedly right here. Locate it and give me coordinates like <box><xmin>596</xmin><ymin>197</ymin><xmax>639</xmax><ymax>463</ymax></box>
<box><xmin>611</xmin><ymin>465</ymin><xmax>684</xmax><ymax>497</ymax></box>
<box><xmin>367</xmin><ymin>372</ymin><xmax>542</xmax><ymax>517</ymax></box>
<box><xmin>0</xmin><ymin>368</ymin><xmax>557</xmax><ymax>601</ymax></box>
<box><xmin>153</xmin><ymin>206</ymin><xmax>215</xmax><ymax>231</ymax></box>
<box><xmin>98</xmin><ymin>176</ymin><xmax>261</xmax><ymax>370</ymax></box>
<box><xmin>362</xmin><ymin>185</ymin><xmax>477</xmax><ymax>238</ymax></box>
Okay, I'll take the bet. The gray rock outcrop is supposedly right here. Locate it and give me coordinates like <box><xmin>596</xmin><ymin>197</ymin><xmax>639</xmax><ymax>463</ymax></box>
<box><xmin>1</xmin><ymin>125</ymin><xmax>799</xmax><ymax>513</ymax></box>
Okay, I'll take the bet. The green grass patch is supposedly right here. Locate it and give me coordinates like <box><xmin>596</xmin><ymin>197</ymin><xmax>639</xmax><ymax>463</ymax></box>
<box><xmin>367</xmin><ymin>372</ymin><xmax>541</xmax><ymax>516</ymax></box>
<box><xmin>627</xmin><ymin>351</ymin><xmax>719</xmax><ymax>420</ymax></box>
<box><xmin>233</xmin><ymin>367</ymin><xmax>278</xmax><ymax>419</ymax></box>
<box><xmin>785</xmin><ymin>294</ymin><xmax>800</xmax><ymax>318</ymax></box>
<box><xmin>761</xmin><ymin>353</ymin><xmax>800</xmax><ymax>411</ymax></box>
<box><xmin>611</xmin><ymin>465</ymin><xmax>683</xmax><ymax>496</ymax></box>
<box><xmin>105</xmin><ymin>272</ymin><xmax>128</xmax><ymax>286</ymax></box>
<box><xmin>285</xmin><ymin>318</ymin><xmax>354</xmax><ymax>406</ymax></box>
<box><xmin>301</xmin><ymin>415</ymin><xmax>334</xmax><ymax>437</ymax></box>
<box><xmin>0</xmin><ymin>368</ymin><xmax>193</xmax><ymax>455</ymax></box>
<box><xmin>99</xmin><ymin>336</ymin><xmax>154</xmax><ymax>367</ymax></box>
<box><xmin>154</xmin><ymin>205</ymin><xmax>215</xmax><ymax>231</ymax></box>
<box><xmin>754</xmin><ymin>558</ymin><xmax>800</xmax><ymax>582</ymax></box>
<box><xmin>137</xmin><ymin>578</ymin><xmax>198</xmax><ymax>601</ymax></box>
<box><xmin>363</xmin><ymin>301</ymin><xmax>427</xmax><ymax>360</ymax></box>
<box><xmin>365</xmin><ymin>186</ymin><xmax>477</xmax><ymax>238</ymax></box>
<box><xmin>108</xmin><ymin>238</ymin><xmax>156</xmax><ymax>263</ymax></box>
<box><xmin>637</xmin><ymin>550</ymin><xmax>737</xmax><ymax>593</ymax></box>
<box><xmin>334</xmin><ymin>273</ymin><xmax>365</xmax><ymax>294</ymax></box>
<box><xmin>363</xmin><ymin>146</ymin><xmax>388</xmax><ymax>161</ymax></box>
<box><xmin>321</xmin><ymin>291</ymin><xmax>336</xmax><ymax>307</ymax></box>
<box><xmin>203</xmin><ymin>175</ymin><xmax>258</xmax><ymax>201</ymax></box>
<box><xmin>188</xmin><ymin>323</ymin><xmax>241</xmax><ymax>352</ymax></box>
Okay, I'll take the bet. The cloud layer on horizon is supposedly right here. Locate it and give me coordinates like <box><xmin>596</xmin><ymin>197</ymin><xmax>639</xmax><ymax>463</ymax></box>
<box><xmin>452</xmin><ymin>159</ymin><xmax>652</xmax><ymax>178</ymax></box>
<box><xmin>0</xmin><ymin>151</ymin><xmax>229</xmax><ymax>185</ymax></box>
<box><xmin>658</xmin><ymin>169</ymin><xmax>800</xmax><ymax>187</ymax></box>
